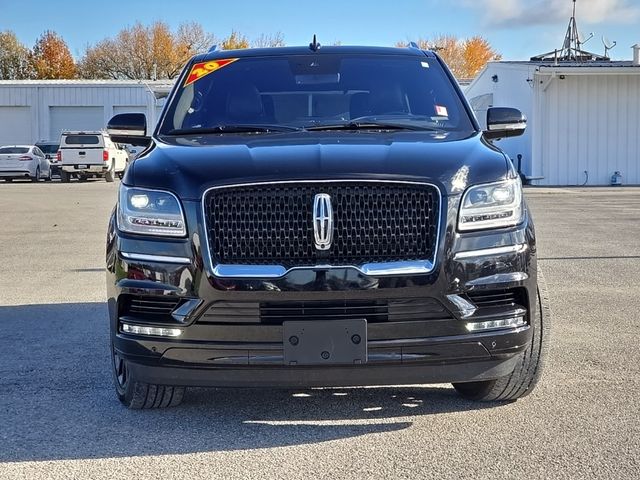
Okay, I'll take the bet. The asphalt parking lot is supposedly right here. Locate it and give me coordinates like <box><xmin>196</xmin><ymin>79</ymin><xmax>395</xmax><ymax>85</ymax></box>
<box><xmin>1</xmin><ymin>181</ymin><xmax>639</xmax><ymax>479</ymax></box>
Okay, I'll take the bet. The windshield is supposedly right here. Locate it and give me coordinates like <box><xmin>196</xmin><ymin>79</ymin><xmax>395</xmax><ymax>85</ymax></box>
<box><xmin>159</xmin><ymin>54</ymin><xmax>474</xmax><ymax>135</ymax></box>
<box><xmin>36</xmin><ymin>144</ymin><xmax>59</xmax><ymax>154</ymax></box>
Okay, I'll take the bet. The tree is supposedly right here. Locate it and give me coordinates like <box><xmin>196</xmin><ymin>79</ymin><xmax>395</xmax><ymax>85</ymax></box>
<box><xmin>31</xmin><ymin>31</ymin><xmax>76</xmax><ymax>79</ymax></box>
<box><xmin>397</xmin><ymin>35</ymin><xmax>501</xmax><ymax>79</ymax></box>
<box><xmin>251</xmin><ymin>32</ymin><xmax>285</xmax><ymax>48</ymax></box>
<box><xmin>0</xmin><ymin>31</ymin><xmax>34</xmax><ymax>79</ymax></box>
<box><xmin>462</xmin><ymin>36</ymin><xmax>501</xmax><ymax>78</ymax></box>
<box><xmin>220</xmin><ymin>30</ymin><xmax>249</xmax><ymax>50</ymax></box>
<box><xmin>78</xmin><ymin>21</ymin><xmax>215</xmax><ymax>80</ymax></box>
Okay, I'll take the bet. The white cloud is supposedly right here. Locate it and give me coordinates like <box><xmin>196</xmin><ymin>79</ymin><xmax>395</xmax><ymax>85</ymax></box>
<box><xmin>462</xmin><ymin>0</ymin><xmax>640</xmax><ymax>27</ymax></box>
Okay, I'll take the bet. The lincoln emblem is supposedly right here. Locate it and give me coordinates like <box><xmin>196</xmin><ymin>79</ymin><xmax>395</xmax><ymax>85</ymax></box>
<box><xmin>313</xmin><ymin>193</ymin><xmax>333</xmax><ymax>250</ymax></box>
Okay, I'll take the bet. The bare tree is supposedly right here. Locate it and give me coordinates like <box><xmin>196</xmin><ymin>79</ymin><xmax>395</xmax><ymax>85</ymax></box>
<box><xmin>251</xmin><ymin>32</ymin><xmax>285</xmax><ymax>48</ymax></box>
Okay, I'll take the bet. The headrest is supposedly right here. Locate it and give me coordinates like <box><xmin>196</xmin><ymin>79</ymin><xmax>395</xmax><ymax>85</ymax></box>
<box><xmin>226</xmin><ymin>82</ymin><xmax>264</xmax><ymax>122</ymax></box>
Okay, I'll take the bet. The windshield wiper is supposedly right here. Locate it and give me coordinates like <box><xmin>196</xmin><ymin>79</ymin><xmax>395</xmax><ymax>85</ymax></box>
<box><xmin>306</xmin><ymin>120</ymin><xmax>436</xmax><ymax>132</ymax></box>
<box><xmin>165</xmin><ymin>124</ymin><xmax>302</xmax><ymax>135</ymax></box>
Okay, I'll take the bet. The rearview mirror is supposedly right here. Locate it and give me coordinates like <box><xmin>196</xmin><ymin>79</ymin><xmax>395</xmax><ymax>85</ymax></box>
<box><xmin>107</xmin><ymin>113</ymin><xmax>151</xmax><ymax>147</ymax></box>
<box><xmin>484</xmin><ymin>107</ymin><xmax>526</xmax><ymax>140</ymax></box>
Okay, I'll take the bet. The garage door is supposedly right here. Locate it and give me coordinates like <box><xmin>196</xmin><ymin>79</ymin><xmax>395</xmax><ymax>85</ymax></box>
<box><xmin>49</xmin><ymin>106</ymin><xmax>104</xmax><ymax>141</ymax></box>
<box><xmin>0</xmin><ymin>106</ymin><xmax>32</xmax><ymax>146</ymax></box>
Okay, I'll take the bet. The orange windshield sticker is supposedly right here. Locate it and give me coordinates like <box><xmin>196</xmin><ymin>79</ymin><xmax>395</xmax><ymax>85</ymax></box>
<box><xmin>184</xmin><ymin>58</ymin><xmax>239</xmax><ymax>86</ymax></box>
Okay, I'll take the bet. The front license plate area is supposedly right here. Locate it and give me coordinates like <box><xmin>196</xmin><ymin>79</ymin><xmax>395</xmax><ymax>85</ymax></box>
<box><xmin>283</xmin><ymin>319</ymin><xmax>367</xmax><ymax>365</ymax></box>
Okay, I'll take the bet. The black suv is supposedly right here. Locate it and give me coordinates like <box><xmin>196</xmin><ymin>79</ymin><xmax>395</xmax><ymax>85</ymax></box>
<box><xmin>106</xmin><ymin>44</ymin><xmax>549</xmax><ymax>409</ymax></box>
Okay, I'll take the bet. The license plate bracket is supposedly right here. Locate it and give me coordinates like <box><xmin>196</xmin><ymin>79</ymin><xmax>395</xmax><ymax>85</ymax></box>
<box><xmin>77</xmin><ymin>164</ymin><xmax>87</xmax><ymax>169</ymax></box>
<box><xmin>283</xmin><ymin>319</ymin><xmax>367</xmax><ymax>366</ymax></box>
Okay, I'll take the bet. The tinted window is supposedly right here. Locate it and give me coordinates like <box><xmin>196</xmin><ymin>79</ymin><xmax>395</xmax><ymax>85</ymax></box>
<box><xmin>64</xmin><ymin>135</ymin><xmax>101</xmax><ymax>145</ymax></box>
<box><xmin>33</xmin><ymin>147</ymin><xmax>43</xmax><ymax>157</ymax></box>
<box><xmin>160</xmin><ymin>54</ymin><xmax>474</xmax><ymax>134</ymax></box>
<box><xmin>0</xmin><ymin>147</ymin><xmax>29</xmax><ymax>154</ymax></box>
<box><xmin>37</xmin><ymin>144</ymin><xmax>59</xmax><ymax>154</ymax></box>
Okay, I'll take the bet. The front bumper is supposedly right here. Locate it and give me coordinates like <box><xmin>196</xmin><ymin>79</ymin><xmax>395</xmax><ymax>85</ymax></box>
<box><xmin>106</xmin><ymin>195</ymin><xmax>537</xmax><ymax>388</ymax></box>
<box><xmin>127</xmin><ymin>354</ymin><xmax>523</xmax><ymax>388</ymax></box>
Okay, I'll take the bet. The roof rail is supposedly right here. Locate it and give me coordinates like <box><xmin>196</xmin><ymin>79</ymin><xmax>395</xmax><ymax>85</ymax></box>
<box><xmin>208</xmin><ymin>44</ymin><xmax>220</xmax><ymax>53</ymax></box>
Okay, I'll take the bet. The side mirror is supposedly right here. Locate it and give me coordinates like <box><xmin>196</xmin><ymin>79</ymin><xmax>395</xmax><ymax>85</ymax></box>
<box><xmin>107</xmin><ymin>113</ymin><xmax>151</xmax><ymax>147</ymax></box>
<box><xmin>484</xmin><ymin>107</ymin><xmax>526</xmax><ymax>140</ymax></box>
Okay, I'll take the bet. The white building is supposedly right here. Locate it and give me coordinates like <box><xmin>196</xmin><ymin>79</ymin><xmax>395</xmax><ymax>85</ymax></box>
<box><xmin>0</xmin><ymin>80</ymin><xmax>173</xmax><ymax>146</ymax></box>
<box><xmin>465</xmin><ymin>59</ymin><xmax>640</xmax><ymax>186</ymax></box>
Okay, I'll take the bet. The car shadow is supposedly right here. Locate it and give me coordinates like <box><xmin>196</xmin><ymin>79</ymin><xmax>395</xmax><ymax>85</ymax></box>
<box><xmin>0</xmin><ymin>302</ymin><xmax>504</xmax><ymax>462</ymax></box>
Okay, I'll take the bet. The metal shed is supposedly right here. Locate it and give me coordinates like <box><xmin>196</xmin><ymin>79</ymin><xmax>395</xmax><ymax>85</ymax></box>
<box><xmin>0</xmin><ymin>80</ymin><xmax>173</xmax><ymax>146</ymax></box>
<box><xmin>465</xmin><ymin>60</ymin><xmax>640</xmax><ymax>186</ymax></box>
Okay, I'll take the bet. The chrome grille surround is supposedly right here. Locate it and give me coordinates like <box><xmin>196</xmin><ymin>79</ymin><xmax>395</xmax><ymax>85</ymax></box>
<box><xmin>201</xmin><ymin>180</ymin><xmax>442</xmax><ymax>278</ymax></box>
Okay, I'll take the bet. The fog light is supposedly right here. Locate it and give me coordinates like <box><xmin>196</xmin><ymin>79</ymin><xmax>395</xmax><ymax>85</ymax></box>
<box><xmin>465</xmin><ymin>316</ymin><xmax>526</xmax><ymax>332</ymax></box>
<box><xmin>121</xmin><ymin>323</ymin><xmax>182</xmax><ymax>337</ymax></box>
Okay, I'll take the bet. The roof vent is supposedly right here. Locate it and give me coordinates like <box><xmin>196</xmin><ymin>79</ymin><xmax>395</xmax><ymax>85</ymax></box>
<box><xmin>633</xmin><ymin>44</ymin><xmax>640</xmax><ymax>66</ymax></box>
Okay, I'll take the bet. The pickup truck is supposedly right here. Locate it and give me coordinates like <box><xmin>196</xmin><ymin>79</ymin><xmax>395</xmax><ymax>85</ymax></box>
<box><xmin>58</xmin><ymin>131</ymin><xmax>128</xmax><ymax>182</ymax></box>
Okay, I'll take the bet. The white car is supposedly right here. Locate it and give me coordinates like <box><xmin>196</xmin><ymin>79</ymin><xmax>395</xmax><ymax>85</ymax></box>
<box><xmin>59</xmin><ymin>131</ymin><xmax>128</xmax><ymax>183</ymax></box>
<box><xmin>0</xmin><ymin>145</ymin><xmax>52</xmax><ymax>182</ymax></box>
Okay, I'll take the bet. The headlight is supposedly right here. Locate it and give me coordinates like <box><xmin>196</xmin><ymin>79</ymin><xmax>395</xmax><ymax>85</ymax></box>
<box><xmin>458</xmin><ymin>178</ymin><xmax>523</xmax><ymax>231</ymax></box>
<box><xmin>117</xmin><ymin>185</ymin><xmax>186</xmax><ymax>237</ymax></box>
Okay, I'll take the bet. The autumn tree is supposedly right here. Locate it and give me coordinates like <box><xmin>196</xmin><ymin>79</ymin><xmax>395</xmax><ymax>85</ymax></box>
<box><xmin>78</xmin><ymin>21</ymin><xmax>215</xmax><ymax>80</ymax></box>
<box><xmin>463</xmin><ymin>36</ymin><xmax>501</xmax><ymax>78</ymax></box>
<box><xmin>397</xmin><ymin>35</ymin><xmax>501</xmax><ymax>79</ymax></box>
<box><xmin>220</xmin><ymin>30</ymin><xmax>250</xmax><ymax>50</ymax></box>
<box><xmin>78</xmin><ymin>24</ymin><xmax>290</xmax><ymax>79</ymax></box>
<box><xmin>31</xmin><ymin>30</ymin><xmax>77</xmax><ymax>79</ymax></box>
<box><xmin>0</xmin><ymin>31</ymin><xmax>34</xmax><ymax>79</ymax></box>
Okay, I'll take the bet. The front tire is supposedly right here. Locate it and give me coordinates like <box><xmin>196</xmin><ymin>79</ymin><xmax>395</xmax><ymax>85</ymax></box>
<box><xmin>453</xmin><ymin>271</ymin><xmax>551</xmax><ymax>402</ymax></box>
<box><xmin>111</xmin><ymin>342</ymin><xmax>185</xmax><ymax>409</ymax></box>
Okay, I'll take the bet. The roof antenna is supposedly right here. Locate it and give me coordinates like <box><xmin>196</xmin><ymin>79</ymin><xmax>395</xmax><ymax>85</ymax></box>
<box><xmin>309</xmin><ymin>34</ymin><xmax>321</xmax><ymax>52</ymax></box>
<box><xmin>530</xmin><ymin>0</ymin><xmax>609</xmax><ymax>62</ymax></box>
<box><xmin>602</xmin><ymin>36</ymin><xmax>617</xmax><ymax>59</ymax></box>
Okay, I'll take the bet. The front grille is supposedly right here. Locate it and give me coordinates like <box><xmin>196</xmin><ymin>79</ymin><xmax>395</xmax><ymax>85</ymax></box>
<box><xmin>119</xmin><ymin>295</ymin><xmax>181</xmax><ymax>323</ymax></box>
<box><xmin>467</xmin><ymin>289</ymin><xmax>527</xmax><ymax>310</ymax></box>
<box><xmin>204</xmin><ymin>182</ymin><xmax>440</xmax><ymax>267</ymax></box>
<box><xmin>198</xmin><ymin>298</ymin><xmax>453</xmax><ymax>325</ymax></box>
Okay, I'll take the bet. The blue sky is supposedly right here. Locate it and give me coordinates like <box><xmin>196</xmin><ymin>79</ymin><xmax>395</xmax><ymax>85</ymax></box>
<box><xmin>1</xmin><ymin>0</ymin><xmax>639</xmax><ymax>61</ymax></box>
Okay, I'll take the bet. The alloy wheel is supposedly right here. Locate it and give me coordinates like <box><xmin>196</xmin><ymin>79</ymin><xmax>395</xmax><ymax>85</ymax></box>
<box><xmin>113</xmin><ymin>351</ymin><xmax>128</xmax><ymax>387</ymax></box>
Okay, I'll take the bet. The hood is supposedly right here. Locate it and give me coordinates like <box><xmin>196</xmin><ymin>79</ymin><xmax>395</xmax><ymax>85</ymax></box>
<box><xmin>127</xmin><ymin>130</ymin><xmax>509</xmax><ymax>200</ymax></box>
